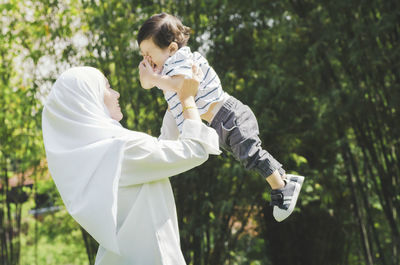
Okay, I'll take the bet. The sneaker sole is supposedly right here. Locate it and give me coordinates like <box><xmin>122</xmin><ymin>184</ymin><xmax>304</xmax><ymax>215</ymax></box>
<box><xmin>273</xmin><ymin>175</ymin><xmax>305</xmax><ymax>222</ymax></box>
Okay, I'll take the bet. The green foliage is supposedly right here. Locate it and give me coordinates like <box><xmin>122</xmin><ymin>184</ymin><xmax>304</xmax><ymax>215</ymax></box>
<box><xmin>0</xmin><ymin>1</ymin><xmax>89</xmax><ymax>264</ymax></box>
<box><xmin>0</xmin><ymin>0</ymin><xmax>399</xmax><ymax>264</ymax></box>
<box><xmin>20</xmin><ymin>202</ymin><xmax>87</xmax><ymax>265</ymax></box>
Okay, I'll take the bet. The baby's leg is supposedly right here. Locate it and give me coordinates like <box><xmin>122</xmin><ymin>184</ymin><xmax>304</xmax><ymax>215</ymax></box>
<box><xmin>210</xmin><ymin>96</ymin><xmax>304</xmax><ymax>222</ymax></box>
<box><xmin>231</xmin><ymin>132</ymin><xmax>286</xmax><ymax>189</ymax></box>
<box><xmin>210</xmin><ymin>97</ymin><xmax>285</xmax><ymax>184</ymax></box>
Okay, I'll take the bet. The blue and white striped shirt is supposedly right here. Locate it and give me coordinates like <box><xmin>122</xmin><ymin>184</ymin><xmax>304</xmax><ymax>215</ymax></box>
<box><xmin>160</xmin><ymin>47</ymin><xmax>224</xmax><ymax>132</ymax></box>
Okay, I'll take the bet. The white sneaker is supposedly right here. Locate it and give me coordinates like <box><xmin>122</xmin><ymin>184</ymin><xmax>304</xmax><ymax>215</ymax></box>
<box><xmin>270</xmin><ymin>174</ymin><xmax>305</xmax><ymax>222</ymax></box>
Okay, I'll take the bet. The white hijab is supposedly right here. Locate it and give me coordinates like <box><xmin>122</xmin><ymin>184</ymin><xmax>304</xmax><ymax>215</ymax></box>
<box><xmin>42</xmin><ymin>66</ymin><xmax>144</xmax><ymax>254</ymax></box>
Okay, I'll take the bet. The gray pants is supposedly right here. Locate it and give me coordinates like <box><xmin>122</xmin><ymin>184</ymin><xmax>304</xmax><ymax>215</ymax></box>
<box><xmin>209</xmin><ymin>96</ymin><xmax>285</xmax><ymax>178</ymax></box>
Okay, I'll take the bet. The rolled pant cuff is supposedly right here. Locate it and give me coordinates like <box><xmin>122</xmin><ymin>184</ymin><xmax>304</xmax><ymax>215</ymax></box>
<box><xmin>257</xmin><ymin>164</ymin><xmax>286</xmax><ymax>179</ymax></box>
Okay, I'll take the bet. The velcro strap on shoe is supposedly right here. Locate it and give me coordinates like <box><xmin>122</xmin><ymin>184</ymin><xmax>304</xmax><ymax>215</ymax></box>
<box><xmin>270</xmin><ymin>193</ymin><xmax>284</xmax><ymax>206</ymax></box>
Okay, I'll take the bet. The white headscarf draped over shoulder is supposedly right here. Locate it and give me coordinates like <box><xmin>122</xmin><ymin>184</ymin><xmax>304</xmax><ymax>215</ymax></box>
<box><xmin>42</xmin><ymin>67</ymin><xmax>143</xmax><ymax>254</ymax></box>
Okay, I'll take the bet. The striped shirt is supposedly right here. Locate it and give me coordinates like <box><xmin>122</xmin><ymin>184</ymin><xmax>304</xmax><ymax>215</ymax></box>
<box><xmin>160</xmin><ymin>47</ymin><xmax>224</xmax><ymax>132</ymax></box>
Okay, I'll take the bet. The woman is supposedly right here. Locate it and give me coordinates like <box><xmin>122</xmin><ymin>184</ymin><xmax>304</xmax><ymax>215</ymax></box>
<box><xmin>41</xmin><ymin>66</ymin><xmax>220</xmax><ymax>264</ymax></box>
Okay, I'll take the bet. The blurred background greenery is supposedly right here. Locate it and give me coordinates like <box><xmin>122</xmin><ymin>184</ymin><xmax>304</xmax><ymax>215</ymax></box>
<box><xmin>1</xmin><ymin>0</ymin><xmax>399</xmax><ymax>264</ymax></box>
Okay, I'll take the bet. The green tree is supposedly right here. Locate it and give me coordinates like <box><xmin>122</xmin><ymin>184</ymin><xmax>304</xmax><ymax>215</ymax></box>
<box><xmin>1</xmin><ymin>0</ymin><xmax>398</xmax><ymax>264</ymax></box>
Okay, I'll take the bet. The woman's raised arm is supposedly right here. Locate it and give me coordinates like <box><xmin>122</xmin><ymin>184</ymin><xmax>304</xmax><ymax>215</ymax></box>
<box><xmin>120</xmin><ymin>68</ymin><xmax>220</xmax><ymax>187</ymax></box>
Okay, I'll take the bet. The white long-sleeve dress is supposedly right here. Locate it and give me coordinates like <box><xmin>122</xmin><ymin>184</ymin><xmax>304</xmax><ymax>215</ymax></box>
<box><xmin>94</xmin><ymin>111</ymin><xmax>219</xmax><ymax>265</ymax></box>
<box><xmin>41</xmin><ymin>67</ymin><xmax>219</xmax><ymax>265</ymax></box>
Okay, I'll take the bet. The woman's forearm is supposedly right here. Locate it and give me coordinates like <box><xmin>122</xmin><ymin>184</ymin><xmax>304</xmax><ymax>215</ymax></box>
<box><xmin>179</xmin><ymin>77</ymin><xmax>201</xmax><ymax>122</ymax></box>
<box><xmin>180</xmin><ymin>96</ymin><xmax>201</xmax><ymax>122</ymax></box>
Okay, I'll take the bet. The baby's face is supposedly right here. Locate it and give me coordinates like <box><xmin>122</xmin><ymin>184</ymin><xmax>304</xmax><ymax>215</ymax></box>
<box><xmin>139</xmin><ymin>38</ymin><xmax>171</xmax><ymax>71</ymax></box>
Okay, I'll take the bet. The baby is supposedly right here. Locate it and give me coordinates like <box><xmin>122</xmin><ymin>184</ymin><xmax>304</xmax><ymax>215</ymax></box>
<box><xmin>137</xmin><ymin>12</ymin><xmax>304</xmax><ymax>222</ymax></box>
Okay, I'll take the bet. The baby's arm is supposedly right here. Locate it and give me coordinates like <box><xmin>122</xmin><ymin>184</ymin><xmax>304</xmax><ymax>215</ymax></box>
<box><xmin>139</xmin><ymin>58</ymin><xmax>185</xmax><ymax>92</ymax></box>
<box><xmin>151</xmin><ymin>74</ymin><xmax>185</xmax><ymax>92</ymax></box>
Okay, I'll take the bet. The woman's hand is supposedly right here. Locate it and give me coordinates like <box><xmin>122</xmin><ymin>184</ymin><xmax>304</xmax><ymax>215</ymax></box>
<box><xmin>177</xmin><ymin>65</ymin><xmax>202</xmax><ymax>100</ymax></box>
<box><xmin>178</xmin><ymin>65</ymin><xmax>202</xmax><ymax>122</ymax></box>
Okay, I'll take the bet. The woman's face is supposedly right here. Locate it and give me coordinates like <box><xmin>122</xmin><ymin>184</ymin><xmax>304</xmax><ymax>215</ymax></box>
<box><xmin>103</xmin><ymin>78</ymin><xmax>123</xmax><ymax>121</ymax></box>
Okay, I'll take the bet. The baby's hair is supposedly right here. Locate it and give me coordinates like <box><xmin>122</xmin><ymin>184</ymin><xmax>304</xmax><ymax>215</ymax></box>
<box><xmin>137</xmin><ymin>13</ymin><xmax>191</xmax><ymax>49</ymax></box>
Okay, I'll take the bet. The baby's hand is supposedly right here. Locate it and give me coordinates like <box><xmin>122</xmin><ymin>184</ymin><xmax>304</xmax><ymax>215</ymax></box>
<box><xmin>147</xmin><ymin>56</ymin><xmax>163</xmax><ymax>74</ymax></box>
<box><xmin>138</xmin><ymin>58</ymin><xmax>157</xmax><ymax>89</ymax></box>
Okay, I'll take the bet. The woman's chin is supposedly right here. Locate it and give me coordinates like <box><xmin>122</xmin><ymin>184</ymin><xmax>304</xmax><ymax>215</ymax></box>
<box><xmin>111</xmin><ymin>112</ymin><xmax>123</xmax><ymax>122</ymax></box>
